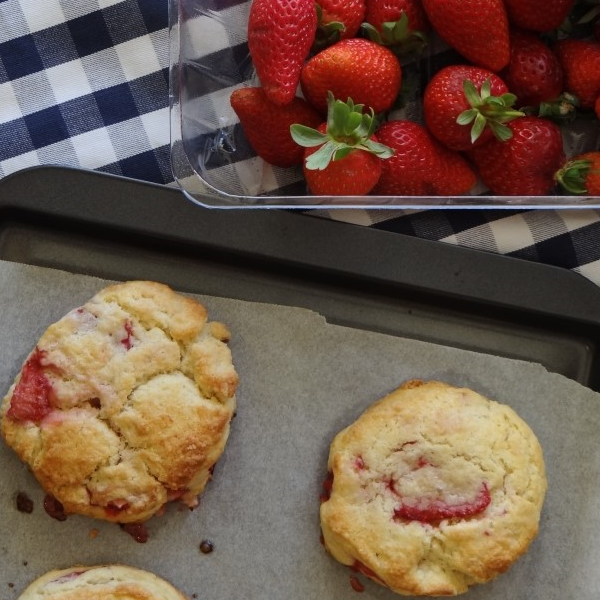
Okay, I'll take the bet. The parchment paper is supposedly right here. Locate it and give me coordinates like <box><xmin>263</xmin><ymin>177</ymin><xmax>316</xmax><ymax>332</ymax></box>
<box><xmin>0</xmin><ymin>259</ymin><xmax>598</xmax><ymax>600</ymax></box>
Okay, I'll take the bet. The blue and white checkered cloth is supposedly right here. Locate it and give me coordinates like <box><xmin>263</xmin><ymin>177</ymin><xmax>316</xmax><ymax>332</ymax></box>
<box><xmin>0</xmin><ymin>0</ymin><xmax>171</xmax><ymax>183</ymax></box>
<box><xmin>2</xmin><ymin>0</ymin><xmax>600</xmax><ymax>286</ymax></box>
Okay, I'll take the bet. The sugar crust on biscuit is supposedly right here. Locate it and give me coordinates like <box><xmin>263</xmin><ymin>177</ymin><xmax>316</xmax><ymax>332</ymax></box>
<box><xmin>320</xmin><ymin>379</ymin><xmax>547</xmax><ymax>596</ymax></box>
<box><xmin>16</xmin><ymin>564</ymin><xmax>188</xmax><ymax>600</ymax></box>
<box><xmin>1</xmin><ymin>281</ymin><xmax>238</xmax><ymax>524</ymax></box>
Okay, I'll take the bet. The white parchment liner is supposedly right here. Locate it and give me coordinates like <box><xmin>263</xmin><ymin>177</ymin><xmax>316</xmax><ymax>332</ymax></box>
<box><xmin>0</xmin><ymin>259</ymin><xmax>598</xmax><ymax>599</ymax></box>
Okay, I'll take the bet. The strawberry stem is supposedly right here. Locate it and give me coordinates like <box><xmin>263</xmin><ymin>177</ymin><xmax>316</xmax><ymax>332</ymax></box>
<box><xmin>456</xmin><ymin>78</ymin><xmax>525</xmax><ymax>144</ymax></box>
<box><xmin>291</xmin><ymin>92</ymin><xmax>394</xmax><ymax>170</ymax></box>
<box><xmin>534</xmin><ymin>92</ymin><xmax>580</xmax><ymax>124</ymax></box>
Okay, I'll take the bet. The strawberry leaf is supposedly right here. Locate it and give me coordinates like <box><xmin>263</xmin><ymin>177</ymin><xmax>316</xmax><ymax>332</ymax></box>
<box><xmin>578</xmin><ymin>5</ymin><xmax>600</xmax><ymax>24</ymax></box>
<box><xmin>313</xmin><ymin>4</ymin><xmax>346</xmax><ymax>51</ymax></box>
<box><xmin>480</xmin><ymin>78</ymin><xmax>492</xmax><ymax>100</ymax></box>
<box><xmin>488</xmin><ymin>121</ymin><xmax>513</xmax><ymax>142</ymax></box>
<box><xmin>463</xmin><ymin>80</ymin><xmax>482</xmax><ymax>106</ymax></box>
<box><xmin>457</xmin><ymin>109</ymin><xmax>478</xmax><ymax>125</ymax></box>
<box><xmin>363</xmin><ymin>139</ymin><xmax>395</xmax><ymax>158</ymax></box>
<box><xmin>361</xmin><ymin>13</ymin><xmax>428</xmax><ymax>56</ymax></box>
<box><xmin>333</xmin><ymin>145</ymin><xmax>353</xmax><ymax>161</ymax></box>
<box><xmin>290</xmin><ymin>125</ymin><xmax>329</xmax><ymax>147</ymax></box>
<box><xmin>344</xmin><ymin>111</ymin><xmax>363</xmax><ymax>134</ymax></box>
<box><xmin>330</xmin><ymin>99</ymin><xmax>348</xmax><ymax>129</ymax></box>
<box><xmin>305</xmin><ymin>141</ymin><xmax>338</xmax><ymax>170</ymax></box>
<box><xmin>361</xmin><ymin>22</ymin><xmax>384</xmax><ymax>44</ymax></box>
<box><xmin>355</xmin><ymin>114</ymin><xmax>375</xmax><ymax>139</ymax></box>
<box><xmin>471</xmin><ymin>113</ymin><xmax>487</xmax><ymax>143</ymax></box>
<box><xmin>500</xmin><ymin>93</ymin><xmax>518</xmax><ymax>106</ymax></box>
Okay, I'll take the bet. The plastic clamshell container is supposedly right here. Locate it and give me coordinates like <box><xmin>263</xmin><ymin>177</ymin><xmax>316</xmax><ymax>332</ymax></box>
<box><xmin>168</xmin><ymin>0</ymin><xmax>600</xmax><ymax>209</ymax></box>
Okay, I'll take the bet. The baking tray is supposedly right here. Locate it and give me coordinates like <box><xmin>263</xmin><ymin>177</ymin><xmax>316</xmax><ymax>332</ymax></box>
<box><xmin>1</xmin><ymin>165</ymin><xmax>599</xmax><ymax>392</ymax></box>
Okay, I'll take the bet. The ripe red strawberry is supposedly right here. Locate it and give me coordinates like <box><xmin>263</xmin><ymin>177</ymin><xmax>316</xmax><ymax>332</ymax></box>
<box><xmin>502</xmin><ymin>31</ymin><xmax>564</xmax><ymax>107</ymax></box>
<box><xmin>247</xmin><ymin>0</ymin><xmax>317</xmax><ymax>106</ymax></box>
<box><xmin>300</xmin><ymin>38</ymin><xmax>402</xmax><ymax>115</ymax></box>
<box><xmin>555</xmin><ymin>151</ymin><xmax>600</xmax><ymax>195</ymax></box>
<box><xmin>423</xmin><ymin>65</ymin><xmax>523</xmax><ymax>151</ymax></box>
<box><xmin>421</xmin><ymin>0</ymin><xmax>510</xmax><ymax>72</ymax></box>
<box><xmin>554</xmin><ymin>39</ymin><xmax>600</xmax><ymax>108</ymax></box>
<box><xmin>503</xmin><ymin>0</ymin><xmax>576</xmax><ymax>32</ymax></box>
<box><xmin>371</xmin><ymin>120</ymin><xmax>477</xmax><ymax>196</ymax></box>
<box><xmin>469</xmin><ymin>116</ymin><xmax>566</xmax><ymax>195</ymax></box>
<box><xmin>290</xmin><ymin>94</ymin><xmax>394</xmax><ymax>195</ymax></box>
<box><xmin>314</xmin><ymin>0</ymin><xmax>366</xmax><ymax>48</ymax></box>
<box><xmin>362</xmin><ymin>0</ymin><xmax>430</xmax><ymax>54</ymax></box>
<box><xmin>230</xmin><ymin>87</ymin><xmax>322</xmax><ymax>168</ymax></box>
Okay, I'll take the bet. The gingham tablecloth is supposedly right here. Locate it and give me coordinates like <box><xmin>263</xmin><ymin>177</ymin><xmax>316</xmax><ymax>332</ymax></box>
<box><xmin>2</xmin><ymin>0</ymin><xmax>600</xmax><ymax>287</ymax></box>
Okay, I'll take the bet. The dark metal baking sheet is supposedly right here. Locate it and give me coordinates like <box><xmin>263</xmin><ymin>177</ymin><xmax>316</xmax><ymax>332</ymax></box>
<box><xmin>1</xmin><ymin>165</ymin><xmax>599</xmax><ymax>391</ymax></box>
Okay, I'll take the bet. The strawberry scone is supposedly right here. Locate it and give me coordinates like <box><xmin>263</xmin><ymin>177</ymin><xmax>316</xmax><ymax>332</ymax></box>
<box><xmin>16</xmin><ymin>565</ymin><xmax>188</xmax><ymax>600</ymax></box>
<box><xmin>1</xmin><ymin>281</ymin><xmax>238</xmax><ymax>524</ymax></box>
<box><xmin>320</xmin><ymin>379</ymin><xmax>547</xmax><ymax>596</ymax></box>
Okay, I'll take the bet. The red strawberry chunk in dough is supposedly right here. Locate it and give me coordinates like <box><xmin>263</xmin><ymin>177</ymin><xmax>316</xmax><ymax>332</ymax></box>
<box><xmin>120</xmin><ymin>320</ymin><xmax>135</xmax><ymax>350</ymax></box>
<box><xmin>7</xmin><ymin>348</ymin><xmax>55</xmax><ymax>423</ymax></box>
<box><xmin>51</xmin><ymin>571</ymin><xmax>86</xmax><ymax>584</ymax></box>
<box><xmin>394</xmin><ymin>482</ymin><xmax>491</xmax><ymax>522</ymax></box>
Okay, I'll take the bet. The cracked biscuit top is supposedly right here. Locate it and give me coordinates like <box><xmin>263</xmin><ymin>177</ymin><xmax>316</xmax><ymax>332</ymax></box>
<box><xmin>1</xmin><ymin>281</ymin><xmax>238</xmax><ymax>523</ymax></box>
<box><xmin>16</xmin><ymin>564</ymin><xmax>188</xmax><ymax>600</ymax></box>
<box><xmin>320</xmin><ymin>379</ymin><xmax>547</xmax><ymax>597</ymax></box>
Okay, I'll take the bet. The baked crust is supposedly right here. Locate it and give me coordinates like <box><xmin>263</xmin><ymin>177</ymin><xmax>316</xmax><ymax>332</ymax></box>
<box><xmin>16</xmin><ymin>565</ymin><xmax>188</xmax><ymax>600</ymax></box>
<box><xmin>320</xmin><ymin>379</ymin><xmax>547</xmax><ymax>596</ymax></box>
<box><xmin>1</xmin><ymin>281</ymin><xmax>238</xmax><ymax>523</ymax></box>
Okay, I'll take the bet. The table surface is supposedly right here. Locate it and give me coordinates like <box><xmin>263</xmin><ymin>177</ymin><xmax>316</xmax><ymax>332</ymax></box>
<box><xmin>2</xmin><ymin>0</ymin><xmax>600</xmax><ymax>286</ymax></box>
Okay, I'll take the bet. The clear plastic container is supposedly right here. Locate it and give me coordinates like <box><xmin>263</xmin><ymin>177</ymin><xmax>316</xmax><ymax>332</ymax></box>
<box><xmin>168</xmin><ymin>0</ymin><xmax>600</xmax><ymax>209</ymax></box>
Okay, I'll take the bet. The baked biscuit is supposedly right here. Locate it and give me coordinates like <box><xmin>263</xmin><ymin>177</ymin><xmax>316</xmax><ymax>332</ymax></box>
<box><xmin>16</xmin><ymin>565</ymin><xmax>188</xmax><ymax>600</ymax></box>
<box><xmin>1</xmin><ymin>281</ymin><xmax>238</xmax><ymax>523</ymax></box>
<box><xmin>320</xmin><ymin>379</ymin><xmax>547</xmax><ymax>596</ymax></box>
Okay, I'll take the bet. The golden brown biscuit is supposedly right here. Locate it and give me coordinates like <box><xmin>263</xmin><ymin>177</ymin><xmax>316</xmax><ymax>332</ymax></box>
<box><xmin>1</xmin><ymin>281</ymin><xmax>238</xmax><ymax>523</ymax></box>
<box><xmin>320</xmin><ymin>379</ymin><xmax>547</xmax><ymax>596</ymax></box>
<box><xmin>16</xmin><ymin>565</ymin><xmax>188</xmax><ymax>600</ymax></box>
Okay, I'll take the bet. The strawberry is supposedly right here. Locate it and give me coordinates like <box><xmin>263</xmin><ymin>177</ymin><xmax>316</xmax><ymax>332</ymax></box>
<box><xmin>502</xmin><ymin>31</ymin><xmax>564</xmax><ymax>108</ymax></box>
<box><xmin>300</xmin><ymin>38</ymin><xmax>402</xmax><ymax>115</ymax></box>
<box><xmin>469</xmin><ymin>116</ymin><xmax>566</xmax><ymax>195</ymax></box>
<box><xmin>421</xmin><ymin>0</ymin><xmax>510</xmax><ymax>72</ymax></box>
<box><xmin>555</xmin><ymin>151</ymin><xmax>600</xmax><ymax>195</ymax></box>
<box><xmin>314</xmin><ymin>0</ymin><xmax>366</xmax><ymax>48</ymax></box>
<box><xmin>230</xmin><ymin>87</ymin><xmax>322</xmax><ymax>168</ymax></box>
<box><xmin>503</xmin><ymin>0</ymin><xmax>576</xmax><ymax>32</ymax></box>
<box><xmin>371</xmin><ymin>120</ymin><xmax>477</xmax><ymax>196</ymax></box>
<box><xmin>554</xmin><ymin>39</ymin><xmax>600</xmax><ymax>108</ymax></box>
<box><xmin>362</xmin><ymin>0</ymin><xmax>430</xmax><ymax>54</ymax></box>
<box><xmin>290</xmin><ymin>94</ymin><xmax>394</xmax><ymax>195</ymax></box>
<box><xmin>423</xmin><ymin>65</ymin><xmax>523</xmax><ymax>151</ymax></box>
<box><xmin>247</xmin><ymin>0</ymin><xmax>317</xmax><ymax>106</ymax></box>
